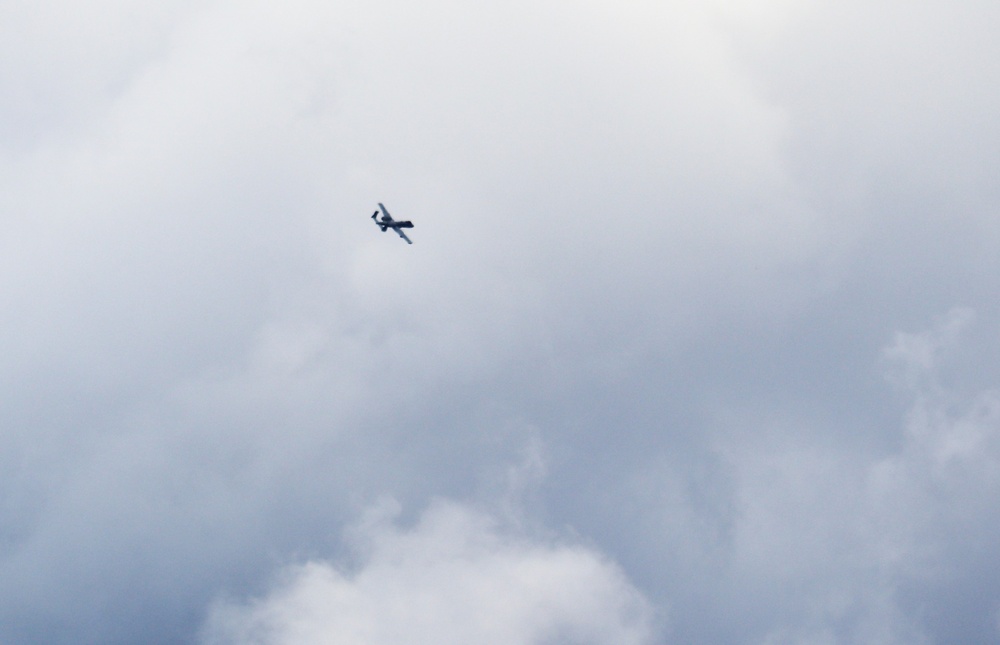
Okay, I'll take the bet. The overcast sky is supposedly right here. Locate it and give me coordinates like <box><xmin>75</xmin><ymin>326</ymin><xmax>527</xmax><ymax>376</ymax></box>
<box><xmin>3</xmin><ymin>1</ymin><xmax>1000</xmax><ymax>643</ymax></box>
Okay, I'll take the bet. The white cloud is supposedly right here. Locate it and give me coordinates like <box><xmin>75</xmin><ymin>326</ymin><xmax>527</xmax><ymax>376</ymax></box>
<box><xmin>201</xmin><ymin>498</ymin><xmax>656</xmax><ymax>645</ymax></box>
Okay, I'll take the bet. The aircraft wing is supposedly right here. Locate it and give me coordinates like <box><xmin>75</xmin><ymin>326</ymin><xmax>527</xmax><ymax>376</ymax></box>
<box><xmin>378</xmin><ymin>202</ymin><xmax>394</xmax><ymax>223</ymax></box>
<box><xmin>394</xmin><ymin>228</ymin><xmax>413</xmax><ymax>244</ymax></box>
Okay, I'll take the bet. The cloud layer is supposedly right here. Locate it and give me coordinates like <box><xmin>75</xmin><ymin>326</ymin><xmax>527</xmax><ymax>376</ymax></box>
<box><xmin>2</xmin><ymin>0</ymin><xmax>1000</xmax><ymax>643</ymax></box>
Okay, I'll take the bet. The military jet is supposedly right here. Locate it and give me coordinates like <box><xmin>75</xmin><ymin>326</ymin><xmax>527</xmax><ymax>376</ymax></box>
<box><xmin>371</xmin><ymin>203</ymin><xmax>414</xmax><ymax>244</ymax></box>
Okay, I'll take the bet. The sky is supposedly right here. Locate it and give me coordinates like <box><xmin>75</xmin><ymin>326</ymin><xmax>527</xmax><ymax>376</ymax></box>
<box><xmin>2</xmin><ymin>0</ymin><xmax>1000</xmax><ymax>643</ymax></box>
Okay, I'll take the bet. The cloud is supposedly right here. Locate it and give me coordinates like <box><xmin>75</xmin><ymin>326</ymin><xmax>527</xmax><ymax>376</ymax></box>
<box><xmin>2</xmin><ymin>0</ymin><xmax>1000</xmax><ymax>643</ymax></box>
<box><xmin>200</xmin><ymin>498</ymin><xmax>656</xmax><ymax>645</ymax></box>
<box><xmin>705</xmin><ymin>309</ymin><xmax>1000</xmax><ymax>643</ymax></box>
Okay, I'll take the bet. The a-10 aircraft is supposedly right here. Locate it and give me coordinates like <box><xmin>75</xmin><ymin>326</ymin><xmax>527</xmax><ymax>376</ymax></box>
<box><xmin>371</xmin><ymin>203</ymin><xmax>414</xmax><ymax>244</ymax></box>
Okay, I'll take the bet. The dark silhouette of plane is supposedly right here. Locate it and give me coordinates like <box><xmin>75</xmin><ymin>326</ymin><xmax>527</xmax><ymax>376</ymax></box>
<box><xmin>371</xmin><ymin>203</ymin><xmax>413</xmax><ymax>244</ymax></box>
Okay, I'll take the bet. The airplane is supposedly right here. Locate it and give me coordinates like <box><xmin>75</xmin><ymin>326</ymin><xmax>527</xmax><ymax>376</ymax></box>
<box><xmin>371</xmin><ymin>202</ymin><xmax>414</xmax><ymax>244</ymax></box>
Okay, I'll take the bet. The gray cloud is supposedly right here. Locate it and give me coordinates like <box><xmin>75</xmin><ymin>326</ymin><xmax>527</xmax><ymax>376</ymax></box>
<box><xmin>2</xmin><ymin>0</ymin><xmax>1000</xmax><ymax>643</ymax></box>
